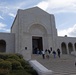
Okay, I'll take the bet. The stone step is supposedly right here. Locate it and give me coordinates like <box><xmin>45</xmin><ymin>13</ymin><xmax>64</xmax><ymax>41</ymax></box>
<box><xmin>54</xmin><ymin>72</ymin><xmax>76</xmax><ymax>75</ymax></box>
<box><xmin>31</xmin><ymin>54</ymin><xmax>76</xmax><ymax>75</ymax></box>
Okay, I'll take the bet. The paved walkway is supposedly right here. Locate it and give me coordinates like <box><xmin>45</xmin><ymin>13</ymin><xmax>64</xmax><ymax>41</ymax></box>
<box><xmin>31</xmin><ymin>54</ymin><xmax>76</xmax><ymax>75</ymax></box>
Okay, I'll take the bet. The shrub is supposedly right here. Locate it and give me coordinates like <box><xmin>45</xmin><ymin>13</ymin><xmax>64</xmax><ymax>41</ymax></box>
<box><xmin>15</xmin><ymin>53</ymin><xmax>23</xmax><ymax>59</ymax></box>
<box><xmin>5</xmin><ymin>59</ymin><xmax>24</xmax><ymax>70</ymax></box>
<box><xmin>6</xmin><ymin>58</ymin><xmax>16</xmax><ymax>62</ymax></box>
<box><xmin>0</xmin><ymin>69</ymin><xmax>9</xmax><ymax>75</ymax></box>
<box><xmin>0</xmin><ymin>61</ymin><xmax>11</xmax><ymax>70</ymax></box>
<box><xmin>11</xmin><ymin>60</ymin><xmax>23</xmax><ymax>70</ymax></box>
<box><xmin>17</xmin><ymin>59</ymin><xmax>29</xmax><ymax>68</ymax></box>
<box><xmin>0</xmin><ymin>53</ymin><xmax>38</xmax><ymax>75</ymax></box>
<box><xmin>10</xmin><ymin>70</ymin><xmax>32</xmax><ymax>75</ymax></box>
<box><xmin>8</xmin><ymin>54</ymin><xmax>20</xmax><ymax>60</ymax></box>
<box><xmin>0</xmin><ymin>53</ymin><xmax>8</xmax><ymax>60</ymax></box>
<box><xmin>24</xmin><ymin>65</ymin><xmax>33</xmax><ymax>69</ymax></box>
<box><xmin>0</xmin><ymin>58</ymin><xmax>4</xmax><ymax>62</ymax></box>
<box><xmin>0</xmin><ymin>61</ymin><xmax>12</xmax><ymax>75</ymax></box>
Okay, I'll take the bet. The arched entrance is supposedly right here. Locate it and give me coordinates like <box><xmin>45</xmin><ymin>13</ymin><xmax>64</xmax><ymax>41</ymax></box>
<box><xmin>32</xmin><ymin>36</ymin><xmax>43</xmax><ymax>54</ymax></box>
<box><xmin>74</xmin><ymin>43</ymin><xmax>76</xmax><ymax>51</ymax></box>
<box><xmin>68</xmin><ymin>42</ymin><xmax>73</xmax><ymax>54</ymax></box>
<box><xmin>0</xmin><ymin>40</ymin><xmax>6</xmax><ymax>52</ymax></box>
<box><xmin>61</xmin><ymin>42</ymin><xmax>67</xmax><ymax>54</ymax></box>
<box><xmin>29</xmin><ymin>24</ymin><xmax>47</xmax><ymax>54</ymax></box>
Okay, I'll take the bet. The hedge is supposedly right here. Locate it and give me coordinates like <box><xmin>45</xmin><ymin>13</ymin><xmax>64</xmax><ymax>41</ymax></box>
<box><xmin>0</xmin><ymin>53</ymin><xmax>38</xmax><ymax>75</ymax></box>
<box><xmin>0</xmin><ymin>53</ymin><xmax>8</xmax><ymax>60</ymax></box>
<box><xmin>10</xmin><ymin>70</ymin><xmax>32</xmax><ymax>75</ymax></box>
<box><xmin>7</xmin><ymin>54</ymin><xmax>20</xmax><ymax>60</ymax></box>
<box><xmin>11</xmin><ymin>60</ymin><xmax>23</xmax><ymax>70</ymax></box>
<box><xmin>0</xmin><ymin>61</ymin><xmax>12</xmax><ymax>75</ymax></box>
<box><xmin>0</xmin><ymin>58</ymin><xmax>4</xmax><ymax>62</ymax></box>
<box><xmin>17</xmin><ymin>59</ymin><xmax>29</xmax><ymax>68</ymax></box>
<box><xmin>15</xmin><ymin>53</ymin><xmax>23</xmax><ymax>59</ymax></box>
<box><xmin>0</xmin><ymin>61</ymin><xmax>11</xmax><ymax>70</ymax></box>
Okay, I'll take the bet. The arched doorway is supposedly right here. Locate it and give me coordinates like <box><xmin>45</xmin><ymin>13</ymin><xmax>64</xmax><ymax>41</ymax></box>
<box><xmin>68</xmin><ymin>42</ymin><xmax>73</xmax><ymax>54</ymax></box>
<box><xmin>32</xmin><ymin>36</ymin><xmax>43</xmax><ymax>54</ymax></box>
<box><xmin>61</xmin><ymin>42</ymin><xmax>67</xmax><ymax>54</ymax></box>
<box><xmin>74</xmin><ymin>43</ymin><xmax>76</xmax><ymax>51</ymax></box>
<box><xmin>0</xmin><ymin>40</ymin><xmax>6</xmax><ymax>52</ymax></box>
<box><xmin>29</xmin><ymin>24</ymin><xmax>47</xmax><ymax>54</ymax></box>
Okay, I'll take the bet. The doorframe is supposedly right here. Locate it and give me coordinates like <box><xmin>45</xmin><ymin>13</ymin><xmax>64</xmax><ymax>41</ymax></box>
<box><xmin>32</xmin><ymin>36</ymin><xmax>43</xmax><ymax>54</ymax></box>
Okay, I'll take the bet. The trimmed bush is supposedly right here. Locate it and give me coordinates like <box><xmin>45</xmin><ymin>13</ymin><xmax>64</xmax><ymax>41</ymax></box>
<box><xmin>17</xmin><ymin>59</ymin><xmax>29</xmax><ymax>68</ymax></box>
<box><xmin>0</xmin><ymin>61</ymin><xmax>12</xmax><ymax>75</ymax></box>
<box><xmin>0</xmin><ymin>61</ymin><xmax>11</xmax><ymax>70</ymax></box>
<box><xmin>10</xmin><ymin>70</ymin><xmax>32</xmax><ymax>75</ymax></box>
<box><xmin>6</xmin><ymin>58</ymin><xmax>16</xmax><ymax>62</ymax></box>
<box><xmin>8</xmin><ymin>54</ymin><xmax>20</xmax><ymax>60</ymax></box>
<box><xmin>0</xmin><ymin>53</ymin><xmax>38</xmax><ymax>75</ymax></box>
<box><xmin>0</xmin><ymin>53</ymin><xmax>8</xmax><ymax>60</ymax></box>
<box><xmin>24</xmin><ymin>65</ymin><xmax>33</xmax><ymax>69</ymax></box>
<box><xmin>11</xmin><ymin>60</ymin><xmax>23</xmax><ymax>70</ymax></box>
<box><xmin>0</xmin><ymin>58</ymin><xmax>4</xmax><ymax>62</ymax></box>
<box><xmin>0</xmin><ymin>69</ymin><xmax>9</xmax><ymax>75</ymax></box>
<box><xmin>15</xmin><ymin>53</ymin><xmax>23</xmax><ymax>59</ymax></box>
<box><xmin>6</xmin><ymin>59</ymin><xmax>24</xmax><ymax>70</ymax></box>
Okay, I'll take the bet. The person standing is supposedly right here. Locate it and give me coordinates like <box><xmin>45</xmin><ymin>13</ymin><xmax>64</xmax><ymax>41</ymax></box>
<box><xmin>57</xmin><ymin>49</ymin><xmax>61</xmax><ymax>58</ymax></box>
<box><xmin>42</xmin><ymin>50</ymin><xmax>45</xmax><ymax>59</ymax></box>
<box><xmin>52</xmin><ymin>50</ymin><xmax>56</xmax><ymax>58</ymax></box>
<box><xmin>46</xmin><ymin>49</ymin><xmax>50</xmax><ymax>59</ymax></box>
<box><xmin>37</xmin><ymin>48</ymin><xmax>39</xmax><ymax>55</ymax></box>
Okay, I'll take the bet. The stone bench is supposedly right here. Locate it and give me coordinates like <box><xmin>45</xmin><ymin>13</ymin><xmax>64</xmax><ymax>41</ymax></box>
<box><xmin>29</xmin><ymin>60</ymin><xmax>53</xmax><ymax>75</ymax></box>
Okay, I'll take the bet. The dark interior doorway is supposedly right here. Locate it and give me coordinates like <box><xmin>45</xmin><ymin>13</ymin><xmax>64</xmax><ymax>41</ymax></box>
<box><xmin>32</xmin><ymin>36</ymin><xmax>43</xmax><ymax>54</ymax></box>
<box><xmin>0</xmin><ymin>40</ymin><xmax>6</xmax><ymax>52</ymax></box>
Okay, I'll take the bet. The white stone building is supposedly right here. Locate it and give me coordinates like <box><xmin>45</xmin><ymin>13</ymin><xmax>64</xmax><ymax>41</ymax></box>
<box><xmin>0</xmin><ymin>7</ymin><xmax>76</xmax><ymax>60</ymax></box>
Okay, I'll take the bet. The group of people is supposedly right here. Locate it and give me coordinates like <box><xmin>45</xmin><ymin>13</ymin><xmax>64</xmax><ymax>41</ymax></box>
<box><xmin>41</xmin><ymin>48</ymin><xmax>76</xmax><ymax>67</ymax></box>
<box><xmin>42</xmin><ymin>49</ymin><xmax>51</xmax><ymax>59</ymax></box>
<box><xmin>41</xmin><ymin>48</ymin><xmax>61</xmax><ymax>59</ymax></box>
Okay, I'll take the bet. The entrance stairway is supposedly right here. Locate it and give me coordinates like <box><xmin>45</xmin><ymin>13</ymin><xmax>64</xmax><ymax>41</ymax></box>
<box><xmin>31</xmin><ymin>54</ymin><xmax>76</xmax><ymax>75</ymax></box>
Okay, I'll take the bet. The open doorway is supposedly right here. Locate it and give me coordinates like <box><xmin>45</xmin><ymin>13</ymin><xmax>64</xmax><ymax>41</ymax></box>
<box><xmin>32</xmin><ymin>36</ymin><xmax>43</xmax><ymax>54</ymax></box>
<box><xmin>0</xmin><ymin>40</ymin><xmax>6</xmax><ymax>52</ymax></box>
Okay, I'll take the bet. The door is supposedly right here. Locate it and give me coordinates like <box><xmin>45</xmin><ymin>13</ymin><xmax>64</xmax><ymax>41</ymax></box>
<box><xmin>32</xmin><ymin>36</ymin><xmax>43</xmax><ymax>54</ymax></box>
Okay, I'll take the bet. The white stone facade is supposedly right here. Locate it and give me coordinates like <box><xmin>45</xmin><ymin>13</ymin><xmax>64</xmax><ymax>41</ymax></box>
<box><xmin>0</xmin><ymin>33</ymin><xmax>15</xmax><ymax>53</ymax></box>
<box><xmin>0</xmin><ymin>7</ymin><xmax>76</xmax><ymax>60</ymax></box>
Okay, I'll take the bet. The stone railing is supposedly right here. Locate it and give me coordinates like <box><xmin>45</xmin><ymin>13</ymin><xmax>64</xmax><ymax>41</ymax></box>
<box><xmin>29</xmin><ymin>60</ymin><xmax>53</xmax><ymax>75</ymax></box>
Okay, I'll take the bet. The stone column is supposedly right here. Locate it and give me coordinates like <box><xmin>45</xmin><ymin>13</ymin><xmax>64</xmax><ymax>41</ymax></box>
<box><xmin>66</xmin><ymin>43</ymin><xmax>69</xmax><ymax>54</ymax></box>
<box><xmin>73</xmin><ymin>43</ymin><xmax>75</xmax><ymax>51</ymax></box>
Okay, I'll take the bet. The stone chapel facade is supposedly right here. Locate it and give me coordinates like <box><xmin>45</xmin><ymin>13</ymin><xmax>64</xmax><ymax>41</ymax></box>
<box><xmin>0</xmin><ymin>7</ymin><xmax>76</xmax><ymax>60</ymax></box>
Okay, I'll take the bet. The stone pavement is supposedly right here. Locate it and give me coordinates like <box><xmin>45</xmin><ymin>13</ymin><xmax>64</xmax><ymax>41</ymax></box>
<box><xmin>31</xmin><ymin>54</ymin><xmax>76</xmax><ymax>75</ymax></box>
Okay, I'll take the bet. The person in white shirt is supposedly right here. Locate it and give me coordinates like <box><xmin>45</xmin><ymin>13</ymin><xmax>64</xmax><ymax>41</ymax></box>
<box><xmin>42</xmin><ymin>50</ymin><xmax>45</xmax><ymax>59</ymax></box>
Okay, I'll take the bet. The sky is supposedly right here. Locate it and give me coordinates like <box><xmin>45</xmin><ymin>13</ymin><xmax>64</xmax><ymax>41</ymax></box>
<box><xmin>0</xmin><ymin>0</ymin><xmax>76</xmax><ymax>37</ymax></box>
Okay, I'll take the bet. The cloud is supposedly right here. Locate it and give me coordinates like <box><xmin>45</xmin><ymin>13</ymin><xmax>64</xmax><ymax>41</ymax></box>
<box><xmin>0</xmin><ymin>1</ymin><xmax>27</xmax><ymax>17</ymax></box>
<box><xmin>0</xmin><ymin>22</ymin><xmax>10</xmax><ymax>32</ymax></box>
<box><xmin>3</xmin><ymin>28</ymin><xmax>10</xmax><ymax>32</ymax></box>
<box><xmin>0</xmin><ymin>0</ymin><xmax>76</xmax><ymax>17</ymax></box>
<box><xmin>0</xmin><ymin>16</ymin><xmax>4</xmax><ymax>20</ymax></box>
<box><xmin>36</xmin><ymin>1</ymin><xmax>48</xmax><ymax>10</ymax></box>
<box><xmin>58</xmin><ymin>24</ymin><xmax>76</xmax><ymax>37</ymax></box>
<box><xmin>37</xmin><ymin>0</ymin><xmax>76</xmax><ymax>13</ymax></box>
<box><xmin>0</xmin><ymin>22</ymin><xmax>6</xmax><ymax>29</ymax></box>
<box><xmin>9</xmin><ymin>13</ymin><xmax>15</xmax><ymax>17</ymax></box>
